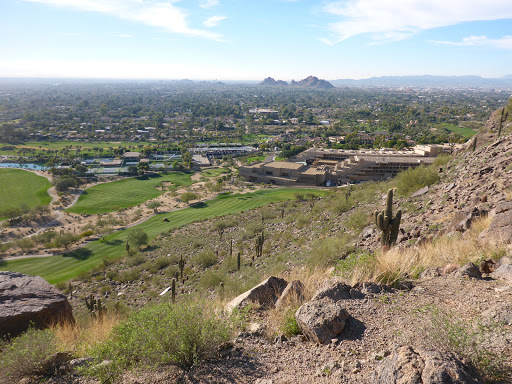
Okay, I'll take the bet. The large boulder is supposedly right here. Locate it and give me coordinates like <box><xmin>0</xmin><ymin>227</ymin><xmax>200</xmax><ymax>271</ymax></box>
<box><xmin>311</xmin><ymin>281</ymin><xmax>352</xmax><ymax>301</ymax></box>
<box><xmin>480</xmin><ymin>202</ymin><xmax>512</xmax><ymax>243</ymax></box>
<box><xmin>226</xmin><ymin>276</ymin><xmax>288</xmax><ymax>312</ymax></box>
<box><xmin>0</xmin><ymin>271</ymin><xmax>74</xmax><ymax>338</ymax></box>
<box><xmin>490</xmin><ymin>263</ymin><xmax>512</xmax><ymax>283</ymax></box>
<box><xmin>372</xmin><ymin>346</ymin><xmax>483</xmax><ymax>384</ymax></box>
<box><xmin>275</xmin><ymin>280</ymin><xmax>305</xmax><ymax>309</ymax></box>
<box><xmin>295</xmin><ymin>297</ymin><xmax>349</xmax><ymax>344</ymax></box>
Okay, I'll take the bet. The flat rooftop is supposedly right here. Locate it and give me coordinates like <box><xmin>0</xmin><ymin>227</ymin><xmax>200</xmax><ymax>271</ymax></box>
<box><xmin>265</xmin><ymin>161</ymin><xmax>304</xmax><ymax>170</ymax></box>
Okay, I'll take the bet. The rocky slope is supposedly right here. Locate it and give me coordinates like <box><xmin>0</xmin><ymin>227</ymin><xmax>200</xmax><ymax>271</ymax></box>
<box><xmin>39</xmin><ymin>111</ymin><xmax>512</xmax><ymax>383</ymax></box>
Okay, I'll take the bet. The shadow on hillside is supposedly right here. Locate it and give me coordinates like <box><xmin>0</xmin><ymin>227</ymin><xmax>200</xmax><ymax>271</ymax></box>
<box><xmin>63</xmin><ymin>248</ymin><xmax>93</xmax><ymax>260</ymax></box>
<box><xmin>136</xmin><ymin>173</ymin><xmax>162</xmax><ymax>181</ymax></box>
<box><xmin>343</xmin><ymin>316</ymin><xmax>366</xmax><ymax>341</ymax></box>
<box><xmin>190</xmin><ymin>202</ymin><xmax>207</xmax><ymax>209</ymax></box>
<box><xmin>102</xmin><ymin>239</ymin><xmax>123</xmax><ymax>246</ymax></box>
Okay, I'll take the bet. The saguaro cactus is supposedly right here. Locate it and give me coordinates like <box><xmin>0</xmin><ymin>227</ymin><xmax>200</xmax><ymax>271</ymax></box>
<box><xmin>237</xmin><ymin>251</ymin><xmax>241</xmax><ymax>271</ymax></box>
<box><xmin>374</xmin><ymin>189</ymin><xmax>402</xmax><ymax>247</ymax></box>
<box><xmin>499</xmin><ymin>107</ymin><xmax>508</xmax><ymax>137</ymax></box>
<box><xmin>84</xmin><ymin>294</ymin><xmax>106</xmax><ymax>319</ymax></box>
<box><xmin>255</xmin><ymin>232</ymin><xmax>265</xmax><ymax>258</ymax></box>
<box><xmin>178</xmin><ymin>255</ymin><xmax>185</xmax><ymax>280</ymax></box>
<box><xmin>171</xmin><ymin>278</ymin><xmax>176</xmax><ymax>304</ymax></box>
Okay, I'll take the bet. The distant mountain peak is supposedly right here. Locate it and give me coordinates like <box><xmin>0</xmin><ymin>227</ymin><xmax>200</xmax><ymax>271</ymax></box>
<box><xmin>260</xmin><ymin>77</ymin><xmax>288</xmax><ymax>86</ymax></box>
<box><xmin>260</xmin><ymin>75</ymin><xmax>334</xmax><ymax>89</ymax></box>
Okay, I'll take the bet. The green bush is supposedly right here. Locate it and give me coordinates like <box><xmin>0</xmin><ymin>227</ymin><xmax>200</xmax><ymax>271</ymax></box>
<box><xmin>281</xmin><ymin>307</ymin><xmax>302</xmax><ymax>338</ymax></box>
<box><xmin>307</xmin><ymin>235</ymin><xmax>353</xmax><ymax>268</ymax></box>
<box><xmin>394</xmin><ymin>164</ymin><xmax>439</xmax><ymax>196</ymax></box>
<box><xmin>344</xmin><ymin>208</ymin><xmax>369</xmax><ymax>232</ymax></box>
<box><xmin>0</xmin><ymin>328</ymin><xmax>57</xmax><ymax>383</ymax></box>
<box><xmin>194</xmin><ymin>250</ymin><xmax>218</xmax><ymax>269</ymax></box>
<box><xmin>88</xmin><ymin>302</ymin><xmax>232</xmax><ymax>381</ymax></box>
<box><xmin>333</xmin><ymin>250</ymin><xmax>377</xmax><ymax>280</ymax></box>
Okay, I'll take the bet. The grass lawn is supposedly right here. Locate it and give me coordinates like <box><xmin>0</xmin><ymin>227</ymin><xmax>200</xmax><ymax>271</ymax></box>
<box><xmin>0</xmin><ymin>169</ymin><xmax>51</xmax><ymax>217</ymax></box>
<box><xmin>200</xmin><ymin>167</ymin><xmax>231</xmax><ymax>178</ymax></box>
<box><xmin>437</xmin><ymin>124</ymin><xmax>477</xmax><ymax>138</ymax></box>
<box><xmin>244</xmin><ymin>156</ymin><xmax>266</xmax><ymax>163</ymax></box>
<box><xmin>1</xmin><ymin>188</ymin><xmax>329</xmax><ymax>284</ymax></box>
<box><xmin>67</xmin><ymin>172</ymin><xmax>193</xmax><ymax>215</ymax></box>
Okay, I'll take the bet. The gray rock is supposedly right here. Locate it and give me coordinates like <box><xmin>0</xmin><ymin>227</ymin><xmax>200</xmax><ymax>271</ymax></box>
<box><xmin>412</xmin><ymin>186</ymin><xmax>429</xmax><ymax>198</ymax></box>
<box><xmin>355</xmin><ymin>282</ymin><xmax>385</xmax><ymax>295</ymax></box>
<box><xmin>491</xmin><ymin>264</ymin><xmax>512</xmax><ymax>282</ymax></box>
<box><xmin>479</xmin><ymin>202</ymin><xmax>512</xmax><ymax>243</ymax></box>
<box><xmin>349</xmin><ymin>288</ymin><xmax>365</xmax><ymax>299</ymax></box>
<box><xmin>275</xmin><ymin>280</ymin><xmax>305</xmax><ymax>309</ymax></box>
<box><xmin>312</xmin><ymin>281</ymin><xmax>352</xmax><ymax>301</ymax></box>
<box><xmin>295</xmin><ymin>297</ymin><xmax>349</xmax><ymax>344</ymax></box>
<box><xmin>480</xmin><ymin>304</ymin><xmax>512</xmax><ymax>326</ymax></box>
<box><xmin>0</xmin><ymin>271</ymin><xmax>74</xmax><ymax>338</ymax></box>
<box><xmin>455</xmin><ymin>207</ymin><xmax>487</xmax><ymax>232</ymax></box>
<box><xmin>372</xmin><ymin>346</ymin><xmax>483</xmax><ymax>384</ymax></box>
<box><xmin>455</xmin><ymin>263</ymin><xmax>481</xmax><ymax>279</ymax></box>
<box><xmin>226</xmin><ymin>276</ymin><xmax>288</xmax><ymax>312</ymax></box>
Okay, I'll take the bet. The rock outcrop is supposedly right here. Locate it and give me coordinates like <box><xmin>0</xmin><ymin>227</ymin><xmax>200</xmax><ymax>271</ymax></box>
<box><xmin>260</xmin><ymin>77</ymin><xmax>288</xmax><ymax>86</ymax></box>
<box><xmin>0</xmin><ymin>271</ymin><xmax>74</xmax><ymax>338</ymax></box>
<box><xmin>295</xmin><ymin>297</ymin><xmax>349</xmax><ymax>344</ymax></box>
<box><xmin>373</xmin><ymin>346</ymin><xmax>483</xmax><ymax>384</ymax></box>
<box><xmin>226</xmin><ymin>276</ymin><xmax>288</xmax><ymax>312</ymax></box>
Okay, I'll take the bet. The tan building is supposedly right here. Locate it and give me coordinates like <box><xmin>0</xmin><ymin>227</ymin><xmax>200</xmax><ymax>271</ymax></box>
<box><xmin>239</xmin><ymin>161</ymin><xmax>329</xmax><ymax>186</ymax></box>
<box><xmin>239</xmin><ymin>145</ymin><xmax>438</xmax><ymax>186</ymax></box>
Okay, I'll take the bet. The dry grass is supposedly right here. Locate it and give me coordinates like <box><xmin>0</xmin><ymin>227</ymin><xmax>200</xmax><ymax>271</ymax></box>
<box><xmin>349</xmin><ymin>216</ymin><xmax>506</xmax><ymax>284</ymax></box>
<box><xmin>50</xmin><ymin>313</ymin><xmax>122</xmax><ymax>357</ymax></box>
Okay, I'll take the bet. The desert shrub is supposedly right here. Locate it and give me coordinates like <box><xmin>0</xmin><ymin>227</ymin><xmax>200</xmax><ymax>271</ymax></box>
<box><xmin>127</xmin><ymin>253</ymin><xmax>145</xmax><ymax>267</ymax></box>
<box><xmin>344</xmin><ymin>208</ymin><xmax>369</xmax><ymax>232</ymax></box>
<box><xmin>433</xmin><ymin>154</ymin><xmax>451</xmax><ymax>167</ymax></box>
<box><xmin>194</xmin><ymin>250</ymin><xmax>218</xmax><ymax>269</ymax></box>
<box><xmin>154</xmin><ymin>256</ymin><xmax>171</xmax><ymax>270</ymax></box>
<box><xmin>281</xmin><ymin>307</ymin><xmax>302</xmax><ymax>338</ymax></box>
<box><xmin>118</xmin><ymin>270</ymin><xmax>140</xmax><ymax>283</ymax></box>
<box><xmin>0</xmin><ymin>328</ymin><xmax>57</xmax><ymax>383</ymax></box>
<box><xmin>241</xmin><ymin>221</ymin><xmax>263</xmax><ymax>240</ymax></box>
<box><xmin>87</xmin><ymin>302</ymin><xmax>232</xmax><ymax>381</ymax></box>
<box><xmin>307</xmin><ymin>235</ymin><xmax>353</xmax><ymax>268</ymax></box>
<box><xmin>425</xmin><ymin>306</ymin><xmax>509</xmax><ymax>382</ymax></box>
<box><xmin>80</xmin><ymin>229</ymin><xmax>94</xmax><ymax>237</ymax></box>
<box><xmin>199</xmin><ymin>269</ymin><xmax>224</xmax><ymax>289</ymax></box>
<box><xmin>394</xmin><ymin>164</ymin><xmax>439</xmax><ymax>196</ymax></box>
<box><xmin>333</xmin><ymin>250</ymin><xmax>378</xmax><ymax>284</ymax></box>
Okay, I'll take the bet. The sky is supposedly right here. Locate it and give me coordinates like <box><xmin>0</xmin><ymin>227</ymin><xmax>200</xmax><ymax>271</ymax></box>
<box><xmin>1</xmin><ymin>0</ymin><xmax>512</xmax><ymax>80</ymax></box>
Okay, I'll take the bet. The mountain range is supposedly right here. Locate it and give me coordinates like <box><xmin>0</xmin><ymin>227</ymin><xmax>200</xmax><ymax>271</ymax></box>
<box><xmin>330</xmin><ymin>75</ymin><xmax>512</xmax><ymax>89</ymax></box>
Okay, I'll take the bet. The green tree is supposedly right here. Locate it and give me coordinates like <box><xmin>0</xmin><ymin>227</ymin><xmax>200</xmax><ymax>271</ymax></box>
<box><xmin>180</xmin><ymin>192</ymin><xmax>198</xmax><ymax>204</ymax></box>
<box><xmin>128</xmin><ymin>228</ymin><xmax>148</xmax><ymax>249</ymax></box>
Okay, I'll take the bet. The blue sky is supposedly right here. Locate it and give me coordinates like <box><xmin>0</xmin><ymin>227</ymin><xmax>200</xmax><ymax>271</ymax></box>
<box><xmin>1</xmin><ymin>0</ymin><xmax>511</xmax><ymax>80</ymax></box>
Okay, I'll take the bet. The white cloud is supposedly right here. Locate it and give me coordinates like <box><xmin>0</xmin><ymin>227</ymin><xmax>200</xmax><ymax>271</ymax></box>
<box><xmin>433</xmin><ymin>35</ymin><xmax>512</xmax><ymax>49</ymax></box>
<box><xmin>23</xmin><ymin>0</ymin><xmax>223</xmax><ymax>41</ymax></box>
<box><xmin>203</xmin><ymin>15</ymin><xmax>226</xmax><ymax>27</ymax></box>
<box><xmin>323</xmin><ymin>0</ymin><xmax>512</xmax><ymax>43</ymax></box>
<box><xmin>199</xmin><ymin>0</ymin><xmax>218</xmax><ymax>9</ymax></box>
